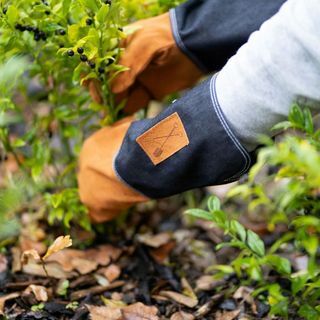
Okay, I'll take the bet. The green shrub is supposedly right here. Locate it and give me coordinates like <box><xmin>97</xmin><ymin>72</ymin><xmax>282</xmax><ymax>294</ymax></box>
<box><xmin>187</xmin><ymin>105</ymin><xmax>320</xmax><ymax>319</ymax></box>
<box><xmin>0</xmin><ymin>0</ymin><xmax>182</xmax><ymax>231</ymax></box>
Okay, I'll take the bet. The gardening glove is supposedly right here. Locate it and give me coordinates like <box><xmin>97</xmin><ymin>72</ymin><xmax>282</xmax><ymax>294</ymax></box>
<box><xmin>78</xmin><ymin>117</ymin><xmax>148</xmax><ymax>223</ymax></box>
<box><xmin>111</xmin><ymin>12</ymin><xmax>203</xmax><ymax>114</ymax></box>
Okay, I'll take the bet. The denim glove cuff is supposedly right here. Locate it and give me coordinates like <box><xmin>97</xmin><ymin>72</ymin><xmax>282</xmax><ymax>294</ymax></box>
<box><xmin>114</xmin><ymin>75</ymin><xmax>253</xmax><ymax>199</ymax></box>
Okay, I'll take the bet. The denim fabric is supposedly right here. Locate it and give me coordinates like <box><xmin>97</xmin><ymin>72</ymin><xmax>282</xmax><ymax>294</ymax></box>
<box><xmin>171</xmin><ymin>0</ymin><xmax>286</xmax><ymax>72</ymax></box>
<box><xmin>114</xmin><ymin>75</ymin><xmax>252</xmax><ymax>199</ymax></box>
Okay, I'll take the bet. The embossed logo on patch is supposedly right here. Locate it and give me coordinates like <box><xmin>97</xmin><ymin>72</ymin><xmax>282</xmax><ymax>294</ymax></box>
<box><xmin>136</xmin><ymin>112</ymin><xmax>189</xmax><ymax>165</ymax></box>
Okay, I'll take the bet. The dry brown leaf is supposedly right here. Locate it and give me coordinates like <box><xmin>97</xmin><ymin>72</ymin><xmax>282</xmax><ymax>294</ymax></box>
<box><xmin>137</xmin><ymin>233</ymin><xmax>171</xmax><ymax>248</ymax></box>
<box><xmin>159</xmin><ymin>291</ymin><xmax>198</xmax><ymax>308</ymax></box>
<box><xmin>11</xmin><ymin>247</ymin><xmax>22</xmax><ymax>272</ymax></box>
<box><xmin>21</xmin><ymin>249</ymin><xmax>41</xmax><ymax>265</ymax></box>
<box><xmin>43</xmin><ymin>235</ymin><xmax>72</xmax><ymax>260</ymax></box>
<box><xmin>19</xmin><ymin>236</ymin><xmax>47</xmax><ymax>255</ymax></box>
<box><xmin>233</xmin><ymin>286</ymin><xmax>254</xmax><ymax>304</ymax></box>
<box><xmin>150</xmin><ymin>241</ymin><xmax>176</xmax><ymax>264</ymax></box>
<box><xmin>24</xmin><ymin>284</ymin><xmax>49</xmax><ymax>302</ymax></box>
<box><xmin>86</xmin><ymin>305</ymin><xmax>122</xmax><ymax>320</ymax></box>
<box><xmin>170</xmin><ymin>311</ymin><xmax>195</xmax><ymax>320</ymax></box>
<box><xmin>45</xmin><ymin>249</ymin><xmax>85</xmax><ymax>272</ymax></box>
<box><xmin>0</xmin><ymin>254</ymin><xmax>8</xmax><ymax>273</ymax></box>
<box><xmin>0</xmin><ymin>292</ymin><xmax>20</xmax><ymax>315</ymax></box>
<box><xmin>181</xmin><ymin>278</ymin><xmax>197</xmax><ymax>300</ymax></box>
<box><xmin>195</xmin><ymin>276</ymin><xmax>225</xmax><ymax>291</ymax></box>
<box><xmin>100</xmin><ymin>264</ymin><xmax>121</xmax><ymax>282</ymax></box>
<box><xmin>22</xmin><ymin>260</ymin><xmax>76</xmax><ymax>279</ymax></box>
<box><xmin>122</xmin><ymin>302</ymin><xmax>159</xmax><ymax>320</ymax></box>
<box><xmin>215</xmin><ymin>309</ymin><xmax>241</xmax><ymax>320</ymax></box>
<box><xmin>72</xmin><ymin>258</ymin><xmax>98</xmax><ymax>275</ymax></box>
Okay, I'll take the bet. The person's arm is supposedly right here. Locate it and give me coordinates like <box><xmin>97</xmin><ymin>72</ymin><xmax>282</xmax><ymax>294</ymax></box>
<box><xmin>170</xmin><ymin>0</ymin><xmax>286</xmax><ymax>72</ymax></box>
<box><xmin>79</xmin><ymin>0</ymin><xmax>320</xmax><ymax>222</ymax></box>
<box><xmin>110</xmin><ymin>0</ymin><xmax>286</xmax><ymax>112</ymax></box>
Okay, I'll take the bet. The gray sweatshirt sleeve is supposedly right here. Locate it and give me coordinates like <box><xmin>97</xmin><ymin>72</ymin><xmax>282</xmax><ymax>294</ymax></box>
<box><xmin>216</xmin><ymin>0</ymin><xmax>320</xmax><ymax>151</ymax></box>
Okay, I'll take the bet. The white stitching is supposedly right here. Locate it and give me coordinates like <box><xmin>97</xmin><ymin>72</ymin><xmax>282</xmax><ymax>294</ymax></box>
<box><xmin>169</xmin><ymin>9</ymin><xmax>208</xmax><ymax>73</ymax></box>
<box><xmin>209</xmin><ymin>75</ymin><xmax>251</xmax><ymax>181</ymax></box>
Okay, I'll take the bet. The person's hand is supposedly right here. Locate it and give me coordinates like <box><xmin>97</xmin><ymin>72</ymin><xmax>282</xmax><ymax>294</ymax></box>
<box><xmin>78</xmin><ymin>117</ymin><xmax>148</xmax><ymax>223</ymax></box>
<box><xmin>112</xmin><ymin>13</ymin><xmax>203</xmax><ymax>114</ymax></box>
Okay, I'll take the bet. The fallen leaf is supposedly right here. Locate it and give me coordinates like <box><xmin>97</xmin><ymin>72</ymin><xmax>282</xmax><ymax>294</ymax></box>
<box><xmin>21</xmin><ymin>249</ymin><xmax>41</xmax><ymax>265</ymax></box>
<box><xmin>46</xmin><ymin>249</ymin><xmax>84</xmax><ymax>272</ymax></box>
<box><xmin>24</xmin><ymin>284</ymin><xmax>49</xmax><ymax>302</ymax></box>
<box><xmin>170</xmin><ymin>311</ymin><xmax>195</xmax><ymax>320</ymax></box>
<box><xmin>87</xmin><ymin>305</ymin><xmax>121</xmax><ymax>320</ymax></box>
<box><xmin>150</xmin><ymin>241</ymin><xmax>176</xmax><ymax>264</ymax></box>
<box><xmin>215</xmin><ymin>309</ymin><xmax>241</xmax><ymax>320</ymax></box>
<box><xmin>11</xmin><ymin>247</ymin><xmax>22</xmax><ymax>272</ymax></box>
<box><xmin>195</xmin><ymin>276</ymin><xmax>225</xmax><ymax>291</ymax></box>
<box><xmin>19</xmin><ymin>236</ymin><xmax>47</xmax><ymax>255</ymax></box>
<box><xmin>137</xmin><ymin>233</ymin><xmax>171</xmax><ymax>248</ymax></box>
<box><xmin>122</xmin><ymin>302</ymin><xmax>159</xmax><ymax>320</ymax></box>
<box><xmin>43</xmin><ymin>235</ymin><xmax>72</xmax><ymax>260</ymax></box>
<box><xmin>233</xmin><ymin>286</ymin><xmax>254</xmax><ymax>304</ymax></box>
<box><xmin>159</xmin><ymin>291</ymin><xmax>198</xmax><ymax>308</ymax></box>
<box><xmin>72</xmin><ymin>258</ymin><xmax>98</xmax><ymax>275</ymax></box>
<box><xmin>99</xmin><ymin>264</ymin><xmax>121</xmax><ymax>282</ymax></box>
<box><xmin>181</xmin><ymin>278</ymin><xmax>197</xmax><ymax>300</ymax></box>
<box><xmin>22</xmin><ymin>260</ymin><xmax>76</xmax><ymax>279</ymax></box>
<box><xmin>0</xmin><ymin>292</ymin><xmax>20</xmax><ymax>315</ymax></box>
<box><xmin>0</xmin><ymin>254</ymin><xmax>8</xmax><ymax>273</ymax></box>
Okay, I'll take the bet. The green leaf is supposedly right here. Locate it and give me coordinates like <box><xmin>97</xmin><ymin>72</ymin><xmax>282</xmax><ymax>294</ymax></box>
<box><xmin>291</xmin><ymin>273</ymin><xmax>308</xmax><ymax>295</ymax></box>
<box><xmin>289</xmin><ymin>104</ymin><xmax>304</xmax><ymax>129</ymax></box>
<box><xmin>11</xmin><ymin>138</ymin><xmax>26</xmax><ymax>148</ymax></box>
<box><xmin>62</xmin><ymin>0</ymin><xmax>72</xmax><ymax>16</ymax></box>
<box><xmin>7</xmin><ymin>5</ymin><xmax>19</xmax><ymax>26</ymax></box>
<box><xmin>265</xmin><ymin>255</ymin><xmax>291</xmax><ymax>275</ymax></box>
<box><xmin>185</xmin><ymin>209</ymin><xmax>213</xmax><ymax>221</ymax></box>
<box><xmin>96</xmin><ymin>4</ymin><xmax>109</xmax><ymax>25</ymax></box>
<box><xmin>298</xmin><ymin>304</ymin><xmax>320</xmax><ymax>320</ymax></box>
<box><xmin>230</xmin><ymin>220</ymin><xmax>246</xmax><ymax>242</ymax></box>
<box><xmin>271</xmin><ymin>121</ymin><xmax>292</xmax><ymax>132</ymax></box>
<box><xmin>303</xmin><ymin>108</ymin><xmax>314</xmax><ymax>134</ymax></box>
<box><xmin>246</xmin><ymin>230</ymin><xmax>265</xmax><ymax>257</ymax></box>
<box><xmin>207</xmin><ymin>195</ymin><xmax>220</xmax><ymax>212</ymax></box>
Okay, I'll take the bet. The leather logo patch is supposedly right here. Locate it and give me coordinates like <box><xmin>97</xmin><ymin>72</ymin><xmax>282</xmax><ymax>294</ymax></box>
<box><xmin>136</xmin><ymin>112</ymin><xmax>189</xmax><ymax>165</ymax></box>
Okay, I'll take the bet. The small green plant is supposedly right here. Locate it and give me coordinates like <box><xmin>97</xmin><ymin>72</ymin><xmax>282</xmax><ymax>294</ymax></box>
<box><xmin>186</xmin><ymin>105</ymin><xmax>320</xmax><ymax>319</ymax></box>
<box><xmin>0</xmin><ymin>0</ymin><xmax>182</xmax><ymax>231</ymax></box>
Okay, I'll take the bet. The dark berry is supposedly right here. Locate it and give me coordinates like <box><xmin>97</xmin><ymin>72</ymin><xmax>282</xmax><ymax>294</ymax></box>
<box><xmin>77</xmin><ymin>47</ymin><xmax>84</xmax><ymax>54</ymax></box>
<box><xmin>104</xmin><ymin>0</ymin><xmax>111</xmax><ymax>5</ymax></box>
<box><xmin>118</xmin><ymin>27</ymin><xmax>123</xmax><ymax>32</ymax></box>
<box><xmin>26</xmin><ymin>26</ymin><xmax>33</xmax><ymax>32</ymax></box>
<box><xmin>86</xmin><ymin>18</ymin><xmax>93</xmax><ymax>26</ymax></box>
<box><xmin>80</xmin><ymin>54</ymin><xmax>88</xmax><ymax>62</ymax></box>
<box><xmin>67</xmin><ymin>49</ymin><xmax>74</xmax><ymax>56</ymax></box>
<box><xmin>88</xmin><ymin>61</ymin><xmax>96</xmax><ymax>69</ymax></box>
<box><xmin>45</xmin><ymin>10</ymin><xmax>50</xmax><ymax>15</ymax></box>
<box><xmin>2</xmin><ymin>7</ymin><xmax>7</xmax><ymax>14</ymax></box>
<box><xmin>59</xmin><ymin>43</ymin><xmax>64</xmax><ymax>48</ymax></box>
<box><xmin>98</xmin><ymin>67</ymin><xmax>105</xmax><ymax>74</ymax></box>
<box><xmin>106</xmin><ymin>58</ymin><xmax>114</xmax><ymax>66</ymax></box>
<box><xmin>58</xmin><ymin>29</ymin><xmax>66</xmax><ymax>35</ymax></box>
<box><xmin>42</xmin><ymin>0</ymin><xmax>49</xmax><ymax>5</ymax></box>
<box><xmin>32</xmin><ymin>27</ymin><xmax>39</xmax><ymax>33</ymax></box>
<box><xmin>15</xmin><ymin>24</ymin><xmax>22</xmax><ymax>30</ymax></box>
<box><xmin>34</xmin><ymin>33</ymin><xmax>41</xmax><ymax>41</ymax></box>
<box><xmin>38</xmin><ymin>31</ymin><xmax>46</xmax><ymax>40</ymax></box>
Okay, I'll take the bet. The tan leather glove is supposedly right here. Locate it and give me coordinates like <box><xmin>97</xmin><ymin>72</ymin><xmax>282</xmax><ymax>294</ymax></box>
<box><xmin>89</xmin><ymin>13</ymin><xmax>203</xmax><ymax>114</ymax></box>
<box><xmin>78</xmin><ymin>117</ymin><xmax>148</xmax><ymax>223</ymax></box>
<box><xmin>113</xmin><ymin>12</ymin><xmax>203</xmax><ymax>113</ymax></box>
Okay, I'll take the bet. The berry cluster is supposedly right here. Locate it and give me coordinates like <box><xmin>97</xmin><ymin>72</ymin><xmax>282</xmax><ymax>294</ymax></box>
<box><xmin>15</xmin><ymin>24</ymin><xmax>48</xmax><ymax>41</ymax></box>
<box><xmin>67</xmin><ymin>47</ymin><xmax>115</xmax><ymax>75</ymax></box>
